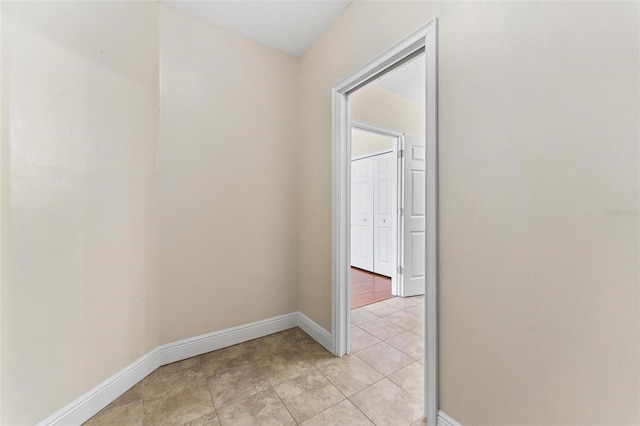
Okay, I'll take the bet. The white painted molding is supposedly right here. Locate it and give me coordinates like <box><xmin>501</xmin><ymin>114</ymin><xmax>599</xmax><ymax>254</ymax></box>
<box><xmin>437</xmin><ymin>410</ymin><xmax>462</xmax><ymax>426</ymax></box>
<box><xmin>297</xmin><ymin>312</ymin><xmax>332</xmax><ymax>352</ymax></box>
<box><xmin>331</xmin><ymin>16</ymin><xmax>439</xmax><ymax>426</ymax></box>
<box><xmin>38</xmin><ymin>312</ymin><xmax>301</xmax><ymax>426</ymax></box>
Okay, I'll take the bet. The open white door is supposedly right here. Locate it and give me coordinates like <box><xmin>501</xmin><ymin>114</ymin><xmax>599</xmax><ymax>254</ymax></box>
<box><xmin>400</xmin><ymin>136</ymin><xmax>426</xmax><ymax>297</ymax></box>
<box><xmin>350</xmin><ymin>158</ymin><xmax>374</xmax><ymax>271</ymax></box>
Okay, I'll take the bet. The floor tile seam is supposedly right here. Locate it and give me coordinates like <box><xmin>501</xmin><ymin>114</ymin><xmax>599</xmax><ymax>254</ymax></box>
<box><xmin>312</xmin><ymin>361</ymin><xmax>350</xmax><ymax>401</ymax></box>
<box><xmin>351</xmin><ymin>315</ymin><xmax>380</xmax><ymax>326</ymax></box>
<box><xmin>204</xmin><ymin>376</ymin><xmax>222</xmax><ymax>426</ymax></box>
<box><xmin>382</xmin><ymin>337</ymin><xmax>422</xmax><ymax>362</ymax></box>
<box><xmin>209</xmin><ymin>376</ymin><xmax>274</xmax><ymax>411</ymax></box>
<box><xmin>346</xmin><ymin>377</ymin><xmax>389</xmax><ymax>426</ymax></box>
<box><xmin>350</xmin><ymin>351</ymin><xmax>399</xmax><ymax>377</ymax></box>
<box><xmin>269</xmin><ymin>378</ymin><xmax>300</xmax><ymax>425</ymax></box>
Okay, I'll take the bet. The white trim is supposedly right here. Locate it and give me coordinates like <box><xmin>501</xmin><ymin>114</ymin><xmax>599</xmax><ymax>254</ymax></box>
<box><xmin>424</xmin><ymin>19</ymin><xmax>440</xmax><ymax>426</ymax></box>
<box><xmin>297</xmin><ymin>312</ymin><xmax>332</xmax><ymax>352</ymax></box>
<box><xmin>352</xmin><ymin>120</ymin><xmax>404</xmax><ymax>138</ymax></box>
<box><xmin>331</xmin><ymin>19</ymin><xmax>439</xmax><ymax>426</ymax></box>
<box><xmin>331</xmin><ymin>87</ymin><xmax>352</xmax><ymax>357</ymax></box>
<box><xmin>38</xmin><ymin>312</ymin><xmax>301</xmax><ymax>426</ymax></box>
<box><xmin>351</xmin><ymin>149</ymin><xmax>393</xmax><ymax>161</ymax></box>
<box><xmin>437</xmin><ymin>410</ymin><xmax>462</xmax><ymax>426</ymax></box>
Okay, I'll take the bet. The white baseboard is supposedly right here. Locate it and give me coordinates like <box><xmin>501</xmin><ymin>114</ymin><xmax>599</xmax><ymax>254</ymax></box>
<box><xmin>297</xmin><ymin>312</ymin><xmax>332</xmax><ymax>352</ymax></box>
<box><xmin>438</xmin><ymin>410</ymin><xmax>462</xmax><ymax>426</ymax></box>
<box><xmin>38</xmin><ymin>311</ymin><xmax>329</xmax><ymax>426</ymax></box>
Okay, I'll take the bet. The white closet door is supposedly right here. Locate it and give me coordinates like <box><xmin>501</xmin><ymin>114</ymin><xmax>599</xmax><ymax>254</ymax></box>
<box><xmin>350</xmin><ymin>157</ymin><xmax>374</xmax><ymax>271</ymax></box>
<box><xmin>373</xmin><ymin>152</ymin><xmax>396</xmax><ymax>277</ymax></box>
<box><xmin>401</xmin><ymin>136</ymin><xmax>426</xmax><ymax>296</ymax></box>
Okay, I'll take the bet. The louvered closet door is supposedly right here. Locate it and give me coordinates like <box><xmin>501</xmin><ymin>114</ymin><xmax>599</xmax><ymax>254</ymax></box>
<box><xmin>350</xmin><ymin>157</ymin><xmax>374</xmax><ymax>271</ymax></box>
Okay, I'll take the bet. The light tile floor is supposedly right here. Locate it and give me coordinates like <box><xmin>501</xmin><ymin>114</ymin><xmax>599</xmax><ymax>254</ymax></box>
<box><xmin>84</xmin><ymin>296</ymin><xmax>426</xmax><ymax>426</ymax></box>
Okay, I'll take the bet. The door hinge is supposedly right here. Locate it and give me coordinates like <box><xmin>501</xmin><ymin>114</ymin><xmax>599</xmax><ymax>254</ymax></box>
<box><xmin>399</xmin><ymin>208</ymin><xmax>404</xmax><ymax>216</ymax></box>
<box><xmin>398</xmin><ymin>149</ymin><xmax>404</xmax><ymax>158</ymax></box>
<box><xmin>397</xmin><ymin>266</ymin><xmax>403</xmax><ymax>274</ymax></box>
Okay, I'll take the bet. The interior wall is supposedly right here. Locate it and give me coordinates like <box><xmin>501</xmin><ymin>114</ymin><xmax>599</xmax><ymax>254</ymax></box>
<box><xmin>158</xmin><ymin>6</ymin><xmax>299</xmax><ymax>344</ymax></box>
<box><xmin>351</xmin><ymin>84</ymin><xmax>425</xmax><ymax>139</ymax></box>
<box><xmin>298</xmin><ymin>2</ymin><xmax>639</xmax><ymax>425</ymax></box>
<box><xmin>0</xmin><ymin>2</ymin><xmax>160</xmax><ymax>424</ymax></box>
<box><xmin>351</xmin><ymin>128</ymin><xmax>394</xmax><ymax>159</ymax></box>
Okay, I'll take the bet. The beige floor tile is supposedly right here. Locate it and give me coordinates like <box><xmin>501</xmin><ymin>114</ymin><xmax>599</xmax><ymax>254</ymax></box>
<box><xmin>279</xmin><ymin>327</ymin><xmax>313</xmax><ymax>343</ymax></box>
<box><xmin>183</xmin><ymin>412</ymin><xmax>221</xmax><ymax>426</ymax></box>
<box><xmin>84</xmin><ymin>400</ymin><xmax>143</xmax><ymax>426</ymax></box>
<box><xmin>256</xmin><ymin>350</ymin><xmax>315</xmax><ymax>386</ymax></box>
<box><xmin>350</xmin><ymin>379</ymin><xmax>423</xmax><ymax>426</ymax></box>
<box><xmin>410</xmin><ymin>325</ymin><xmax>425</xmax><ymax>337</ymax></box>
<box><xmin>143</xmin><ymin>382</ymin><xmax>215</xmax><ymax>426</ymax></box>
<box><xmin>359</xmin><ymin>317</ymin><xmax>406</xmax><ymax>341</ymax></box>
<box><xmin>408</xmin><ymin>295</ymin><xmax>425</xmax><ymax>304</ymax></box>
<box><xmin>405</xmin><ymin>305</ymin><xmax>425</xmax><ymax>319</ymax></box>
<box><xmin>385</xmin><ymin>311</ymin><xmax>424</xmax><ymax>330</ymax></box>
<box><xmin>162</xmin><ymin>356</ymin><xmax>202</xmax><ymax>373</ymax></box>
<box><xmin>246</xmin><ymin>331</ymin><xmax>299</xmax><ymax>361</ymax></box>
<box><xmin>200</xmin><ymin>343</ymin><xmax>255</xmax><ymax>377</ymax></box>
<box><xmin>294</xmin><ymin>337</ymin><xmax>335</xmax><ymax>365</ymax></box>
<box><xmin>142</xmin><ymin>364</ymin><xmax>205</xmax><ymax>399</ymax></box>
<box><xmin>388</xmin><ymin>361</ymin><xmax>424</xmax><ymax>403</ymax></box>
<box><xmin>363</xmin><ymin>301</ymin><xmax>399</xmax><ymax>317</ymax></box>
<box><xmin>300</xmin><ymin>399</ymin><xmax>374</xmax><ymax>426</ymax></box>
<box><xmin>382</xmin><ymin>297</ymin><xmax>420</xmax><ymax>310</ymax></box>
<box><xmin>386</xmin><ymin>331</ymin><xmax>424</xmax><ymax>360</ymax></box>
<box><xmin>411</xmin><ymin>416</ymin><xmax>427</xmax><ymax>425</ymax></box>
<box><xmin>207</xmin><ymin>360</ymin><xmax>271</xmax><ymax>408</ymax></box>
<box><xmin>273</xmin><ymin>369</ymin><xmax>345</xmax><ymax>423</ymax></box>
<box><xmin>217</xmin><ymin>388</ymin><xmax>295</xmax><ymax>426</ymax></box>
<box><xmin>316</xmin><ymin>354</ymin><xmax>383</xmax><ymax>397</ymax></box>
<box><xmin>351</xmin><ymin>308</ymin><xmax>379</xmax><ymax>326</ymax></box>
<box><xmin>351</xmin><ymin>326</ymin><xmax>381</xmax><ymax>352</ymax></box>
<box><xmin>355</xmin><ymin>342</ymin><xmax>414</xmax><ymax>376</ymax></box>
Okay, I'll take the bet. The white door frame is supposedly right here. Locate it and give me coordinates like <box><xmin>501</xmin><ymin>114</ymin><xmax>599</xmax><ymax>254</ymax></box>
<box><xmin>331</xmin><ymin>20</ymin><xmax>438</xmax><ymax>424</ymax></box>
<box><xmin>351</xmin><ymin>120</ymin><xmax>403</xmax><ymax>295</ymax></box>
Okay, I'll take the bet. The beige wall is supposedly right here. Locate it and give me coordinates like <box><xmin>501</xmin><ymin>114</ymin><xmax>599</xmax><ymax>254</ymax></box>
<box><xmin>0</xmin><ymin>1</ymin><xmax>160</xmax><ymax>424</ymax></box>
<box><xmin>351</xmin><ymin>128</ymin><xmax>394</xmax><ymax>159</ymax></box>
<box><xmin>351</xmin><ymin>84</ymin><xmax>425</xmax><ymax>139</ymax></box>
<box><xmin>2</xmin><ymin>1</ymin><xmax>639</xmax><ymax>425</ymax></box>
<box><xmin>157</xmin><ymin>6</ymin><xmax>299</xmax><ymax>343</ymax></box>
<box><xmin>298</xmin><ymin>2</ymin><xmax>639</xmax><ymax>425</ymax></box>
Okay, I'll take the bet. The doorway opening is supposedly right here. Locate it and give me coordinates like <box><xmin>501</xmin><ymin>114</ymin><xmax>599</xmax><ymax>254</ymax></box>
<box><xmin>331</xmin><ymin>21</ymin><xmax>438</xmax><ymax>425</ymax></box>
<box><xmin>350</xmin><ymin>122</ymin><xmax>401</xmax><ymax>309</ymax></box>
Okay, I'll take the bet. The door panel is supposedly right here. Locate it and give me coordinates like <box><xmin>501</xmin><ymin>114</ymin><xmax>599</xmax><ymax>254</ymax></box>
<box><xmin>350</xmin><ymin>158</ymin><xmax>374</xmax><ymax>271</ymax></box>
<box><xmin>373</xmin><ymin>152</ymin><xmax>396</xmax><ymax>277</ymax></box>
<box><xmin>401</xmin><ymin>136</ymin><xmax>426</xmax><ymax>296</ymax></box>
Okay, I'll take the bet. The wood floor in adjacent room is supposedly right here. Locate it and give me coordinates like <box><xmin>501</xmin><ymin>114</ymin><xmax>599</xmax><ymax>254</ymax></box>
<box><xmin>351</xmin><ymin>267</ymin><xmax>393</xmax><ymax>309</ymax></box>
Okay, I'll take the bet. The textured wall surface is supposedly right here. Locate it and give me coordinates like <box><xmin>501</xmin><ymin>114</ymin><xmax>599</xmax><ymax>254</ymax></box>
<box><xmin>298</xmin><ymin>2</ymin><xmax>639</xmax><ymax>424</ymax></box>
<box><xmin>1</xmin><ymin>2</ymin><xmax>159</xmax><ymax>424</ymax></box>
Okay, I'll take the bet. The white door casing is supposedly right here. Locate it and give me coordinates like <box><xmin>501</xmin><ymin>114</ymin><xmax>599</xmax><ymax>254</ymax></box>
<box><xmin>331</xmin><ymin>20</ymin><xmax>438</xmax><ymax>425</ymax></box>
<box><xmin>350</xmin><ymin>158</ymin><xmax>374</xmax><ymax>271</ymax></box>
<box><xmin>373</xmin><ymin>152</ymin><xmax>396</xmax><ymax>277</ymax></box>
<box><xmin>401</xmin><ymin>136</ymin><xmax>426</xmax><ymax>297</ymax></box>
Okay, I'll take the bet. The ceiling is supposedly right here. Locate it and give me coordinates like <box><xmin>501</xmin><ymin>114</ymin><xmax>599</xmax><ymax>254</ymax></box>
<box><xmin>374</xmin><ymin>55</ymin><xmax>425</xmax><ymax>104</ymax></box>
<box><xmin>160</xmin><ymin>0</ymin><xmax>351</xmax><ymax>57</ymax></box>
